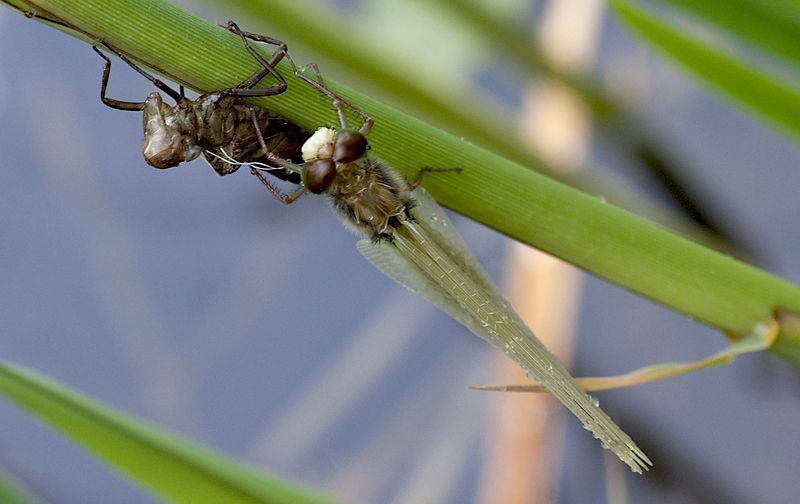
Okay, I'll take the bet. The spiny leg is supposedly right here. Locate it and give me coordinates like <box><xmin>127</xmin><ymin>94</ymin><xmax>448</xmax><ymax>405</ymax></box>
<box><xmin>247</xmin><ymin>108</ymin><xmax>306</xmax><ymax>204</ymax></box>
<box><xmin>239</xmin><ymin>46</ymin><xmax>366</xmax><ymax>131</ymax></box>
<box><xmin>223</xmin><ymin>21</ymin><xmax>288</xmax><ymax>97</ymax></box>
<box><xmin>224</xmin><ymin>21</ymin><xmax>287</xmax><ymax>70</ymax></box>
<box><xmin>250</xmin><ymin>167</ymin><xmax>306</xmax><ymax>204</ymax></box>
<box><xmin>14</xmin><ymin>2</ymin><xmax>175</xmax><ymax>111</ymax></box>
<box><xmin>248</xmin><ymin>109</ymin><xmax>304</xmax><ymax>174</ymax></box>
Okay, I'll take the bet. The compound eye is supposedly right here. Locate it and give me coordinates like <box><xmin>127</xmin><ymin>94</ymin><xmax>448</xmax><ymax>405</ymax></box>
<box><xmin>333</xmin><ymin>129</ymin><xmax>368</xmax><ymax>163</ymax></box>
<box><xmin>304</xmin><ymin>159</ymin><xmax>336</xmax><ymax>194</ymax></box>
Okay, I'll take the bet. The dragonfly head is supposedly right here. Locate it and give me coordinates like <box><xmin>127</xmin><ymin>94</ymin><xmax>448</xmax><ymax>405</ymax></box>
<box><xmin>300</xmin><ymin>127</ymin><xmax>369</xmax><ymax>194</ymax></box>
<box><xmin>332</xmin><ymin>129</ymin><xmax>368</xmax><ymax>163</ymax></box>
<box><xmin>141</xmin><ymin>92</ymin><xmax>202</xmax><ymax>169</ymax></box>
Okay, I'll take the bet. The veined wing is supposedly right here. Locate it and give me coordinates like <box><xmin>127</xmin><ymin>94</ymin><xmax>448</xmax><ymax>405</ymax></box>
<box><xmin>358</xmin><ymin>189</ymin><xmax>651</xmax><ymax>473</ymax></box>
<box><xmin>357</xmin><ymin>236</ymin><xmax>485</xmax><ymax>335</ymax></box>
<box><xmin>356</xmin><ymin>189</ymin><xmax>501</xmax><ymax>338</ymax></box>
<box><xmin>408</xmin><ymin>188</ymin><xmax>497</xmax><ymax>294</ymax></box>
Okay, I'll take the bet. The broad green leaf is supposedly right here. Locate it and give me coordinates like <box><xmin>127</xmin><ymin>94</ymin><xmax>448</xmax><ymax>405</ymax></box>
<box><xmin>612</xmin><ymin>0</ymin><xmax>800</xmax><ymax>140</ymax></box>
<box><xmin>0</xmin><ymin>361</ymin><xmax>339</xmax><ymax>504</ymax></box>
<box><xmin>652</xmin><ymin>0</ymin><xmax>800</xmax><ymax>69</ymax></box>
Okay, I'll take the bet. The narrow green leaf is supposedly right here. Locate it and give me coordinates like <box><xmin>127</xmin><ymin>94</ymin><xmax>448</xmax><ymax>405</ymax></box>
<box><xmin>0</xmin><ymin>470</ymin><xmax>40</xmax><ymax>504</ymax></box>
<box><xmin>473</xmin><ymin>313</ymin><xmax>780</xmax><ymax>392</ymax></box>
<box><xmin>652</xmin><ymin>0</ymin><xmax>800</xmax><ymax>69</ymax></box>
<box><xmin>0</xmin><ymin>361</ymin><xmax>339</xmax><ymax>504</ymax></box>
<box><xmin>612</xmin><ymin>0</ymin><xmax>800</xmax><ymax>140</ymax></box>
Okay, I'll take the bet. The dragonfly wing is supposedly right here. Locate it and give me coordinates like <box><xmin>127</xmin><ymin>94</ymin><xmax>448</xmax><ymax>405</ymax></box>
<box><xmin>397</xmin><ymin>191</ymin><xmax>651</xmax><ymax>473</ymax></box>
<box><xmin>389</xmin><ymin>220</ymin><xmax>651</xmax><ymax>473</ymax></box>
<box><xmin>360</xmin><ymin>190</ymin><xmax>551</xmax><ymax>359</ymax></box>
<box><xmin>410</xmin><ymin>188</ymin><xmax>497</xmax><ymax>295</ymax></box>
<box><xmin>409</xmin><ymin>188</ymin><xmax>534</xmax><ymax>333</ymax></box>
<box><xmin>357</xmin><ymin>238</ymin><xmax>488</xmax><ymax>335</ymax></box>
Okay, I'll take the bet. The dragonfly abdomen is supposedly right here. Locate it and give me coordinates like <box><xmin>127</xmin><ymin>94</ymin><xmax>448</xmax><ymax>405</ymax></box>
<box><xmin>392</xmin><ymin>220</ymin><xmax>652</xmax><ymax>473</ymax></box>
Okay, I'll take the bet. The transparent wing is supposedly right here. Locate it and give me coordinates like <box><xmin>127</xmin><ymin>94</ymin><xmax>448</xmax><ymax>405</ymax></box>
<box><xmin>357</xmin><ymin>187</ymin><xmax>513</xmax><ymax>338</ymax></box>
<box><xmin>397</xmin><ymin>221</ymin><xmax>650</xmax><ymax>472</ymax></box>
<box><xmin>360</xmin><ymin>188</ymin><xmax>650</xmax><ymax>473</ymax></box>
<box><xmin>356</xmin><ymin>238</ymin><xmax>485</xmax><ymax>334</ymax></box>
<box><xmin>409</xmin><ymin>188</ymin><xmax>539</xmax><ymax>345</ymax></box>
<box><xmin>409</xmin><ymin>188</ymin><xmax>497</xmax><ymax>294</ymax></box>
<box><xmin>369</xmin><ymin>189</ymin><xmax>651</xmax><ymax>473</ymax></box>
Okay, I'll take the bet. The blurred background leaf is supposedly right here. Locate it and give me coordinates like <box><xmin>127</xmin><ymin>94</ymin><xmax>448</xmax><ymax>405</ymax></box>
<box><xmin>612</xmin><ymin>0</ymin><xmax>800</xmax><ymax>140</ymax></box>
<box><xmin>0</xmin><ymin>361</ymin><xmax>339</xmax><ymax>504</ymax></box>
<box><xmin>0</xmin><ymin>469</ymin><xmax>40</xmax><ymax>504</ymax></box>
<box><xmin>650</xmin><ymin>0</ymin><xmax>800</xmax><ymax>68</ymax></box>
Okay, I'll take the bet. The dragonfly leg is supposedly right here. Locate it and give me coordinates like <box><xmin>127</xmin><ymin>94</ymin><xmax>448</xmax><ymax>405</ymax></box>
<box><xmin>91</xmin><ymin>46</ymin><xmax>147</xmax><ymax>111</ymax></box>
<box><xmin>291</xmin><ymin>62</ymin><xmax>375</xmax><ymax>135</ymax></box>
<box><xmin>7</xmin><ymin>0</ymin><xmax>182</xmax><ymax>108</ymax></box>
<box><xmin>248</xmin><ymin>108</ymin><xmax>304</xmax><ymax>172</ymax></box>
<box><xmin>93</xmin><ymin>43</ymin><xmax>183</xmax><ymax>106</ymax></box>
<box><xmin>408</xmin><ymin>167</ymin><xmax>463</xmax><ymax>190</ymax></box>
<box><xmin>246</xmin><ymin>107</ymin><xmax>306</xmax><ymax>204</ymax></box>
<box><xmin>223</xmin><ymin>21</ymin><xmax>288</xmax><ymax>97</ymax></box>
<box><xmin>250</xmin><ymin>167</ymin><xmax>306</xmax><ymax>205</ymax></box>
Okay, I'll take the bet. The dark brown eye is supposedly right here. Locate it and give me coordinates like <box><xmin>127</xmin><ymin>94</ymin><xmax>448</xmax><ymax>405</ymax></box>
<box><xmin>304</xmin><ymin>159</ymin><xmax>336</xmax><ymax>194</ymax></box>
<box><xmin>333</xmin><ymin>129</ymin><xmax>368</xmax><ymax>163</ymax></box>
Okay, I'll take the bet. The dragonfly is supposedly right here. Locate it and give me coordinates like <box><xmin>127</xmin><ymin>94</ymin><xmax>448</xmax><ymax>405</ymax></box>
<box><xmin>245</xmin><ymin>60</ymin><xmax>652</xmax><ymax>473</ymax></box>
<box><xmin>92</xmin><ymin>21</ymin><xmax>310</xmax><ymax>191</ymax></box>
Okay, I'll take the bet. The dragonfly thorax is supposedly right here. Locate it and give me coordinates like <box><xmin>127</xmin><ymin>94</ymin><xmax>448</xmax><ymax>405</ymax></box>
<box><xmin>327</xmin><ymin>156</ymin><xmax>411</xmax><ymax>238</ymax></box>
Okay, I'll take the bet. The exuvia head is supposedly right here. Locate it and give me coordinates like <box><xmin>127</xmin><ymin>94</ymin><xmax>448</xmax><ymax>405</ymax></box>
<box><xmin>300</xmin><ymin>127</ymin><xmax>369</xmax><ymax>194</ymax></box>
<box><xmin>141</xmin><ymin>92</ymin><xmax>202</xmax><ymax>169</ymax></box>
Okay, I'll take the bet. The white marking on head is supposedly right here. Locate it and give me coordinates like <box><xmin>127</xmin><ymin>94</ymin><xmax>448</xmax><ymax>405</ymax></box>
<box><xmin>301</xmin><ymin>127</ymin><xmax>337</xmax><ymax>163</ymax></box>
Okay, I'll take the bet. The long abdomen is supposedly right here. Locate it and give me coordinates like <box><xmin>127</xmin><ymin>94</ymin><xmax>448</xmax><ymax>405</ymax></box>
<box><xmin>392</xmin><ymin>220</ymin><xmax>651</xmax><ymax>473</ymax></box>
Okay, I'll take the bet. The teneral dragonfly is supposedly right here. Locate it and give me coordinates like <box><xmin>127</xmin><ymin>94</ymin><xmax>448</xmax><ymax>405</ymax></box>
<box><xmin>248</xmin><ymin>63</ymin><xmax>652</xmax><ymax>473</ymax></box>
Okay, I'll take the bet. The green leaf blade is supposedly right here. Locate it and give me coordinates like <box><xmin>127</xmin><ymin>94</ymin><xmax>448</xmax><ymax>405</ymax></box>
<box><xmin>612</xmin><ymin>0</ymin><xmax>800</xmax><ymax>140</ymax></box>
<box><xmin>652</xmin><ymin>0</ymin><xmax>800</xmax><ymax>69</ymax></box>
<box><xmin>0</xmin><ymin>361</ymin><xmax>339</xmax><ymax>504</ymax></box>
<box><xmin>0</xmin><ymin>470</ymin><xmax>40</xmax><ymax>504</ymax></box>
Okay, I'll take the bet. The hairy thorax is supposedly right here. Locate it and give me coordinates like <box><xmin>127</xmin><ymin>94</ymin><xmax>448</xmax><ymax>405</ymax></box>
<box><xmin>328</xmin><ymin>157</ymin><xmax>413</xmax><ymax>238</ymax></box>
